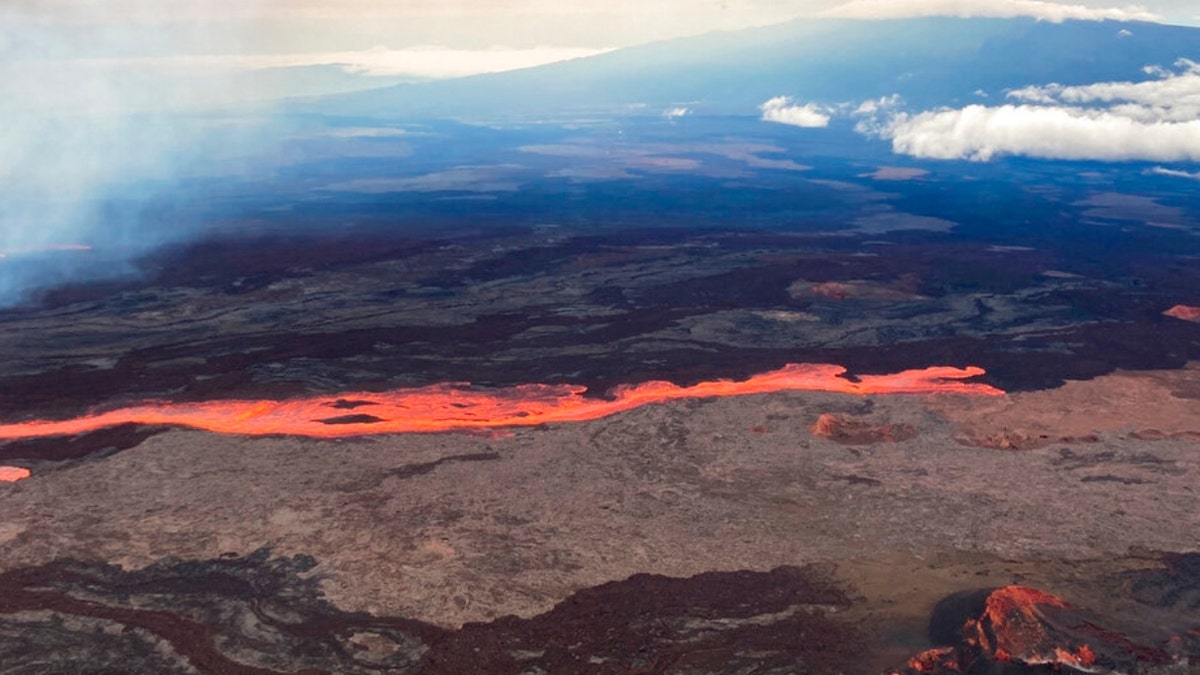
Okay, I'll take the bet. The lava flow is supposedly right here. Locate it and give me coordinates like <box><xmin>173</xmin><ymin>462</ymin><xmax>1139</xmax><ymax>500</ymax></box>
<box><xmin>0</xmin><ymin>466</ymin><xmax>31</xmax><ymax>483</ymax></box>
<box><xmin>0</xmin><ymin>364</ymin><xmax>1002</xmax><ymax>441</ymax></box>
<box><xmin>1164</xmin><ymin>304</ymin><xmax>1200</xmax><ymax>323</ymax></box>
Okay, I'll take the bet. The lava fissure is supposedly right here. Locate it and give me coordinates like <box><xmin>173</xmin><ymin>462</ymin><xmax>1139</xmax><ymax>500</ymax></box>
<box><xmin>0</xmin><ymin>364</ymin><xmax>1001</xmax><ymax>441</ymax></box>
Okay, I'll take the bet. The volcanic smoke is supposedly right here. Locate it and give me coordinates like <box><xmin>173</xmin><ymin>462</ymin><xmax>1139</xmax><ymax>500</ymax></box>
<box><xmin>0</xmin><ymin>243</ymin><xmax>93</xmax><ymax>260</ymax></box>
<box><xmin>0</xmin><ymin>364</ymin><xmax>1001</xmax><ymax>442</ymax></box>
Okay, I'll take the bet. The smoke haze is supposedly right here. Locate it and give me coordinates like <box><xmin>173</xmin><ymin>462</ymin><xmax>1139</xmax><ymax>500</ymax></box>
<box><xmin>0</xmin><ymin>2</ymin><xmax>273</xmax><ymax>306</ymax></box>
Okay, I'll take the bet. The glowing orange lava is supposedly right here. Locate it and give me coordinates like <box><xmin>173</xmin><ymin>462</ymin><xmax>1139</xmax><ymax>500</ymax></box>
<box><xmin>0</xmin><ymin>466</ymin><xmax>31</xmax><ymax>483</ymax></box>
<box><xmin>0</xmin><ymin>364</ymin><xmax>1002</xmax><ymax>440</ymax></box>
<box><xmin>968</xmin><ymin>586</ymin><xmax>1097</xmax><ymax>670</ymax></box>
<box><xmin>1164</xmin><ymin>304</ymin><xmax>1200</xmax><ymax>323</ymax></box>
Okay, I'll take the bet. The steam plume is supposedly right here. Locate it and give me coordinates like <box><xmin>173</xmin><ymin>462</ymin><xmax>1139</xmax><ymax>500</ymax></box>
<box><xmin>0</xmin><ymin>1</ymin><xmax>270</xmax><ymax>306</ymax></box>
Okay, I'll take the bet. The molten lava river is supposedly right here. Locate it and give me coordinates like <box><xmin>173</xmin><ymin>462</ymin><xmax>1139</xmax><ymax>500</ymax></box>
<box><xmin>0</xmin><ymin>364</ymin><xmax>1001</xmax><ymax>482</ymax></box>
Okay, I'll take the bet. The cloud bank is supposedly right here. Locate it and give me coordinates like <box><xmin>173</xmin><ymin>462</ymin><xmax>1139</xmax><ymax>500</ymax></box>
<box><xmin>1151</xmin><ymin>166</ymin><xmax>1200</xmax><ymax>180</ymax></box>
<box><xmin>863</xmin><ymin>60</ymin><xmax>1200</xmax><ymax>161</ymax></box>
<box><xmin>760</xmin><ymin>97</ymin><xmax>832</xmax><ymax>128</ymax></box>
<box><xmin>1008</xmin><ymin>58</ymin><xmax>1200</xmax><ymax>121</ymax></box>
<box><xmin>824</xmin><ymin>0</ymin><xmax>1162</xmax><ymax>22</ymax></box>
<box><xmin>886</xmin><ymin>105</ymin><xmax>1200</xmax><ymax>161</ymax></box>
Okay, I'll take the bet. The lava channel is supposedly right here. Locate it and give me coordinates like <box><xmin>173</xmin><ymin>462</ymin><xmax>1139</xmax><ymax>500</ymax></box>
<box><xmin>0</xmin><ymin>364</ymin><xmax>1002</xmax><ymax>440</ymax></box>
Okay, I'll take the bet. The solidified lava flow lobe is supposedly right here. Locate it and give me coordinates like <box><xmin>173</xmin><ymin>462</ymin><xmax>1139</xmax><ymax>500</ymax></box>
<box><xmin>0</xmin><ymin>364</ymin><xmax>1002</xmax><ymax>440</ymax></box>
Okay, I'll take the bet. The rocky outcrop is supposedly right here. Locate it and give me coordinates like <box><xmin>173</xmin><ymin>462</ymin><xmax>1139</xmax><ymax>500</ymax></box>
<box><xmin>0</xmin><ymin>552</ymin><xmax>859</xmax><ymax>674</ymax></box>
<box><xmin>890</xmin><ymin>586</ymin><xmax>1177</xmax><ymax>674</ymax></box>
<box><xmin>810</xmin><ymin>412</ymin><xmax>918</xmax><ymax>444</ymax></box>
<box><xmin>1126</xmin><ymin>552</ymin><xmax>1200</xmax><ymax>612</ymax></box>
<box><xmin>930</xmin><ymin>362</ymin><xmax>1200</xmax><ymax>449</ymax></box>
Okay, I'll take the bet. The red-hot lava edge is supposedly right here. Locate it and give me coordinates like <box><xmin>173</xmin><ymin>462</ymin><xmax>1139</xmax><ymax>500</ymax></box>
<box><xmin>1164</xmin><ymin>304</ymin><xmax>1200</xmax><ymax>323</ymax></box>
<box><xmin>0</xmin><ymin>466</ymin><xmax>31</xmax><ymax>483</ymax></box>
<box><xmin>892</xmin><ymin>585</ymin><xmax>1177</xmax><ymax>674</ymax></box>
<box><xmin>0</xmin><ymin>365</ymin><xmax>1001</xmax><ymax>481</ymax></box>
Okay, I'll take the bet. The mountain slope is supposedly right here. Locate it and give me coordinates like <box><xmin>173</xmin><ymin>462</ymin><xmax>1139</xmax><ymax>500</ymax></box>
<box><xmin>307</xmin><ymin>17</ymin><xmax>1200</xmax><ymax>120</ymax></box>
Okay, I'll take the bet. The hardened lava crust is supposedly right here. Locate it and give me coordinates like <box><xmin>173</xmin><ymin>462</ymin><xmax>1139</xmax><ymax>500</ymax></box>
<box><xmin>1</xmin><ymin>226</ymin><xmax>1199</xmax><ymax>673</ymax></box>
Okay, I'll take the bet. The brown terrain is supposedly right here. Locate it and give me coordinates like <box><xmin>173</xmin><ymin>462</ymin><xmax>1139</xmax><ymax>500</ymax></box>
<box><xmin>1</xmin><ymin>226</ymin><xmax>1198</xmax><ymax>672</ymax></box>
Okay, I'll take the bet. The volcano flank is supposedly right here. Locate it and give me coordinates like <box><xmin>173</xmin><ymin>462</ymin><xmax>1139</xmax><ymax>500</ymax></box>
<box><xmin>3</xmin><ymin>11</ymin><xmax>1200</xmax><ymax>674</ymax></box>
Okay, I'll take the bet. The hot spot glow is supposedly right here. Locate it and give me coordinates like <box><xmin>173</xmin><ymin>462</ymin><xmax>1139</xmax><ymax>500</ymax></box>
<box><xmin>1164</xmin><ymin>304</ymin><xmax>1200</xmax><ymax>322</ymax></box>
<box><xmin>0</xmin><ymin>466</ymin><xmax>31</xmax><ymax>482</ymax></box>
<box><xmin>0</xmin><ymin>364</ymin><xmax>1002</xmax><ymax>440</ymax></box>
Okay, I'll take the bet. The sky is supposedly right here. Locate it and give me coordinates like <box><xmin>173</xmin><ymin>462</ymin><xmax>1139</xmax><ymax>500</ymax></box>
<box><xmin>1</xmin><ymin>0</ymin><xmax>1197</xmax><ymax>303</ymax></box>
<box><xmin>3</xmin><ymin>1</ymin><xmax>1198</xmax><ymax>80</ymax></box>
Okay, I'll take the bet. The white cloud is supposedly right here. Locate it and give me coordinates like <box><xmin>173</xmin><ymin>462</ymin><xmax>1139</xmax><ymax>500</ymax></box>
<box><xmin>1150</xmin><ymin>166</ymin><xmax>1200</xmax><ymax>180</ymax></box>
<box><xmin>862</xmin><ymin>60</ymin><xmax>1200</xmax><ymax>162</ymax></box>
<box><xmin>4</xmin><ymin>0</ymin><xmax>814</xmax><ymax>24</ymax></box>
<box><xmin>885</xmin><ymin>105</ymin><xmax>1200</xmax><ymax>161</ymax></box>
<box><xmin>760</xmin><ymin>96</ymin><xmax>831</xmax><ymax>128</ymax></box>
<box><xmin>852</xmin><ymin>94</ymin><xmax>904</xmax><ymax>135</ymax></box>
<box><xmin>663</xmin><ymin>106</ymin><xmax>691</xmax><ymax>120</ymax></box>
<box><xmin>1007</xmin><ymin>58</ymin><xmax>1200</xmax><ymax>122</ymax></box>
<box><xmin>0</xmin><ymin>1</ymin><xmax>833</xmax><ymax>56</ymax></box>
<box><xmin>854</xmin><ymin>94</ymin><xmax>903</xmax><ymax>116</ymax></box>
<box><xmin>823</xmin><ymin>0</ymin><xmax>1162</xmax><ymax>22</ymax></box>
